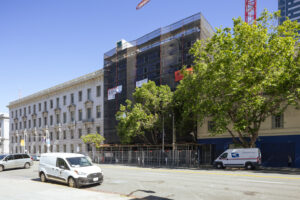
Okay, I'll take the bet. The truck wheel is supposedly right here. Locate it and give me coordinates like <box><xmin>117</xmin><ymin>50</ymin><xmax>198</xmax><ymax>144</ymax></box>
<box><xmin>245</xmin><ymin>163</ymin><xmax>253</xmax><ymax>170</ymax></box>
<box><xmin>216</xmin><ymin>163</ymin><xmax>223</xmax><ymax>169</ymax></box>
<box><xmin>40</xmin><ymin>172</ymin><xmax>47</xmax><ymax>182</ymax></box>
<box><xmin>68</xmin><ymin>177</ymin><xmax>78</xmax><ymax>188</ymax></box>
<box><xmin>0</xmin><ymin>165</ymin><xmax>4</xmax><ymax>172</ymax></box>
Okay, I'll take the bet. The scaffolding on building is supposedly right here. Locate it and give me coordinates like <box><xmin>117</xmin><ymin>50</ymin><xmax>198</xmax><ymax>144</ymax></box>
<box><xmin>103</xmin><ymin>12</ymin><xmax>214</xmax><ymax>144</ymax></box>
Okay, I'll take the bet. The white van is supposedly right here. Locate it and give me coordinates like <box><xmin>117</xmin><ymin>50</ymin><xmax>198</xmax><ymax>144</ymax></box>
<box><xmin>0</xmin><ymin>154</ymin><xmax>33</xmax><ymax>171</ymax></box>
<box><xmin>214</xmin><ymin>148</ymin><xmax>261</xmax><ymax>170</ymax></box>
<box><xmin>39</xmin><ymin>153</ymin><xmax>103</xmax><ymax>188</ymax></box>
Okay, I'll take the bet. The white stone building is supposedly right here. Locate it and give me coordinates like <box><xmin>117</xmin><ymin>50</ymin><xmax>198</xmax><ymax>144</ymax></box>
<box><xmin>7</xmin><ymin>69</ymin><xmax>103</xmax><ymax>156</ymax></box>
<box><xmin>0</xmin><ymin>113</ymin><xmax>9</xmax><ymax>154</ymax></box>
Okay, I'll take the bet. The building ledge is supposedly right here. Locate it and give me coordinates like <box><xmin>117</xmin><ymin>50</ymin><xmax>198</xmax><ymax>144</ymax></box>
<box><xmin>22</xmin><ymin>116</ymin><xmax>27</xmax><ymax>121</ymax></box>
<box><xmin>85</xmin><ymin>100</ymin><xmax>93</xmax><ymax>108</ymax></box>
<box><xmin>68</xmin><ymin>104</ymin><xmax>76</xmax><ymax>112</ymax></box>
<box><xmin>42</xmin><ymin>111</ymin><xmax>48</xmax><ymax>117</ymax></box>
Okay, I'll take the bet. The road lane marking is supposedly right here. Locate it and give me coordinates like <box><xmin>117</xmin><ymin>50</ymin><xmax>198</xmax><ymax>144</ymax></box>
<box><xmin>237</xmin><ymin>179</ymin><xmax>284</xmax><ymax>184</ymax></box>
<box><xmin>144</xmin><ymin>172</ymin><xmax>169</xmax><ymax>176</ymax></box>
<box><xmin>100</xmin><ymin>165</ymin><xmax>300</xmax><ymax>180</ymax></box>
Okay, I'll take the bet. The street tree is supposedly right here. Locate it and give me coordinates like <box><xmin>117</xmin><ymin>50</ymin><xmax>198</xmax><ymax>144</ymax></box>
<box><xmin>116</xmin><ymin>81</ymin><xmax>173</xmax><ymax>144</ymax></box>
<box><xmin>176</xmin><ymin>10</ymin><xmax>300</xmax><ymax>148</ymax></box>
<box><xmin>81</xmin><ymin>133</ymin><xmax>105</xmax><ymax>148</ymax></box>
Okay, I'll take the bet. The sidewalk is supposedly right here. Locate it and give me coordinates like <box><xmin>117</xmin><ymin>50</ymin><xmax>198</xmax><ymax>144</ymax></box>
<box><xmin>97</xmin><ymin>163</ymin><xmax>300</xmax><ymax>173</ymax></box>
<box><xmin>0</xmin><ymin>176</ymin><xmax>132</xmax><ymax>200</ymax></box>
<box><xmin>259</xmin><ymin>166</ymin><xmax>300</xmax><ymax>173</ymax></box>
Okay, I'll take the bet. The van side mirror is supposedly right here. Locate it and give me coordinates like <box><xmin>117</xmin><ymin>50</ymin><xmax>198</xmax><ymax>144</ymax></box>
<box><xmin>60</xmin><ymin>165</ymin><xmax>65</xmax><ymax>169</ymax></box>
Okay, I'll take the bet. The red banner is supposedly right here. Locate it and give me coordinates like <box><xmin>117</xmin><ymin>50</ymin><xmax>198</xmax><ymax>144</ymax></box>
<box><xmin>174</xmin><ymin>68</ymin><xmax>193</xmax><ymax>82</ymax></box>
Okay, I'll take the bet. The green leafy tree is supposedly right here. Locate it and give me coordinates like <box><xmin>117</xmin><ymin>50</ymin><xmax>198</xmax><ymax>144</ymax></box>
<box><xmin>172</xmin><ymin>92</ymin><xmax>198</xmax><ymax>142</ymax></box>
<box><xmin>176</xmin><ymin>10</ymin><xmax>300</xmax><ymax>148</ymax></box>
<box><xmin>116</xmin><ymin>81</ymin><xmax>173</xmax><ymax>144</ymax></box>
<box><xmin>81</xmin><ymin>133</ymin><xmax>105</xmax><ymax>148</ymax></box>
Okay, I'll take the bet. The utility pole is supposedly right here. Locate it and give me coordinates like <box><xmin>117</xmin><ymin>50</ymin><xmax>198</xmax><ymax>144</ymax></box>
<box><xmin>162</xmin><ymin>115</ymin><xmax>165</xmax><ymax>152</ymax></box>
<box><xmin>172</xmin><ymin>113</ymin><xmax>176</xmax><ymax>151</ymax></box>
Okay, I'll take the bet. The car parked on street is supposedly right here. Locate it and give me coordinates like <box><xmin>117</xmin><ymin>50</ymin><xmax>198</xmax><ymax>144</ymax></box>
<box><xmin>31</xmin><ymin>155</ymin><xmax>40</xmax><ymax>161</ymax></box>
<box><xmin>214</xmin><ymin>148</ymin><xmax>261</xmax><ymax>170</ymax></box>
<box><xmin>39</xmin><ymin>153</ymin><xmax>103</xmax><ymax>188</ymax></box>
<box><xmin>0</xmin><ymin>154</ymin><xmax>34</xmax><ymax>172</ymax></box>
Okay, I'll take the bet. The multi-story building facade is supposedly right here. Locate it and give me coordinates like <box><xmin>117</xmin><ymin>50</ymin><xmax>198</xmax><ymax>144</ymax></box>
<box><xmin>103</xmin><ymin>13</ymin><xmax>214</xmax><ymax>143</ymax></box>
<box><xmin>193</xmin><ymin>2</ymin><xmax>300</xmax><ymax>168</ymax></box>
<box><xmin>7</xmin><ymin>70</ymin><xmax>103</xmax><ymax>156</ymax></box>
<box><xmin>0</xmin><ymin>113</ymin><xmax>9</xmax><ymax>154</ymax></box>
<box><xmin>197</xmin><ymin>106</ymin><xmax>300</xmax><ymax>168</ymax></box>
<box><xmin>279</xmin><ymin>0</ymin><xmax>300</xmax><ymax>24</ymax></box>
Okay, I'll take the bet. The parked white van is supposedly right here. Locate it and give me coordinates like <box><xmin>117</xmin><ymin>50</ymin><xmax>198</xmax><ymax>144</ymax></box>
<box><xmin>214</xmin><ymin>148</ymin><xmax>261</xmax><ymax>170</ymax></box>
<box><xmin>39</xmin><ymin>153</ymin><xmax>103</xmax><ymax>188</ymax></box>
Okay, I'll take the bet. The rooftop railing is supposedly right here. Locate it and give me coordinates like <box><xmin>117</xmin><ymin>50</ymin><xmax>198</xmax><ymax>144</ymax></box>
<box><xmin>104</xmin><ymin>13</ymin><xmax>202</xmax><ymax>59</ymax></box>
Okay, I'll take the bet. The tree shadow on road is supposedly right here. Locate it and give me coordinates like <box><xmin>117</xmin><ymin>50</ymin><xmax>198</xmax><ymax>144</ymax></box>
<box><xmin>130</xmin><ymin>195</ymin><xmax>173</xmax><ymax>200</ymax></box>
<box><xmin>125</xmin><ymin>189</ymin><xmax>173</xmax><ymax>200</ymax></box>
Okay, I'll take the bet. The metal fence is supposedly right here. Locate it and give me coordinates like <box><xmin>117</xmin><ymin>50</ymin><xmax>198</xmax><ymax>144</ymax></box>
<box><xmin>88</xmin><ymin>149</ymin><xmax>214</xmax><ymax>168</ymax></box>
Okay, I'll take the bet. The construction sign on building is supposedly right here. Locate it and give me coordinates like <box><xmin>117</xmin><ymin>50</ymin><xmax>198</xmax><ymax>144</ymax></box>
<box><xmin>108</xmin><ymin>85</ymin><xmax>122</xmax><ymax>100</ymax></box>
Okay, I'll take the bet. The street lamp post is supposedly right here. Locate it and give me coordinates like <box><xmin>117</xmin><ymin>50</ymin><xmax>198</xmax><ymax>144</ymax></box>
<box><xmin>24</xmin><ymin>129</ymin><xmax>27</xmax><ymax>153</ymax></box>
<box><xmin>162</xmin><ymin>115</ymin><xmax>165</xmax><ymax>152</ymax></box>
<box><xmin>45</xmin><ymin>126</ymin><xmax>50</xmax><ymax>153</ymax></box>
<box><xmin>172</xmin><ymin>113</ymin><xmax>176</xmax><ymax>151</ymax></box>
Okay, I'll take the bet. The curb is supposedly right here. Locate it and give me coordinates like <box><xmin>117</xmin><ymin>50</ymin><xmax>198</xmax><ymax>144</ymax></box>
<box><xmin>96</xmin><ymin>163</ymin><xmax>300</xmax><ymax>173</ymax></box>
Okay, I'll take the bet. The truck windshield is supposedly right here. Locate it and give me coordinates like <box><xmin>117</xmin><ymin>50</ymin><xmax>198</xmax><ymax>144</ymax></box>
<box><xmin>0</xmin><ymin>155</ymin><xmax>7</xmax><ymax>160</ymax></box>
<box><xmin>66</xmin><ymin>157</ymin><xmax>92</xmax><ymax>168</ymax></box>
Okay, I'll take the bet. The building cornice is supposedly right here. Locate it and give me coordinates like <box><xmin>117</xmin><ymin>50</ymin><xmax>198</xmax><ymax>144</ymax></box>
<box><xmin>7</xmin><ymin>69</ymin><xmax>103</xmax><ymax>109</ymax></box>
<box><xmin>0</xmin><ymin>114</ymin><xmax>9</xmax><ymax>119</ymax></box>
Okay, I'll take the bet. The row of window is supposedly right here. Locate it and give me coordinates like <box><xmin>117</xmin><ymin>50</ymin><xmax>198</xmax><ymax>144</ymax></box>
<box><xmin>207</xmin><ymin>114</ymin><xmax>284</xmax><ymax>132</ymax></box>
<box><xmin>11</xmin><ymin>106</ymin><xmax>101</xmax><ymax>131</ymax></box>
<box><xmin>11</xmin><ymin>127</ymin><xmax>101</xmax><ymax>144</ymax></box>
<box><xmin>11</xmin><ymin>86</ymin><xmax>101</xmax><ymax>118</ymax></box>
<box><xmin>13</xmin><ymin>143</ymin><xmax>87</xmax><ymax>154</ymax></box>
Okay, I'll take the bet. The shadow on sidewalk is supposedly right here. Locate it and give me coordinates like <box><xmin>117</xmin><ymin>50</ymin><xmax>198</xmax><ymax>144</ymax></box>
<box><xmin>130</xmin><ymin>196</ymin><xmax>173</xmax><ymax>200</ymax></box>
<box><xmin>31</xmin><ymin>178</ymin><xmax>99</xmax><ymax>188</ymax></box>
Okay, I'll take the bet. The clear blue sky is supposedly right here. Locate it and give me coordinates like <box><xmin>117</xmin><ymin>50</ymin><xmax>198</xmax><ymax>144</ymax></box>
<box><xmin>0</xmin><ymin>0</ymin><xmax>277</xmax><ymax>113</ymax></box>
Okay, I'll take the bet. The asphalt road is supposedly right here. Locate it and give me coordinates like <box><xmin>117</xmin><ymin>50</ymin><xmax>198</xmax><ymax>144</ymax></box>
<box><xmin>1</xmin><ymin>162</ymin><xmax>300</xmax><ymax>200</ymax></box>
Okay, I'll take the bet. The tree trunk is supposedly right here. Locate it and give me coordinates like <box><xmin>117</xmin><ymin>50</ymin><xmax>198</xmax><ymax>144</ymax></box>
<box><xmin>249</xmin><ymin>131</ymin><xmax>259</xmax><ymax>148</ymax></box>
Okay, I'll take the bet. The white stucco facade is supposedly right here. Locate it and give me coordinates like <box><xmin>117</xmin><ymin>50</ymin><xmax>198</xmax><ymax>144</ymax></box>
<box><xmin>0</xmin><ymin>113</ymin><xmax>9</xmax><ymax>154</ymax></box>
<box><xmin>7</xmin><ymin>69</ymin><xmax>104</xmax><ymax>156</ymax></box>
